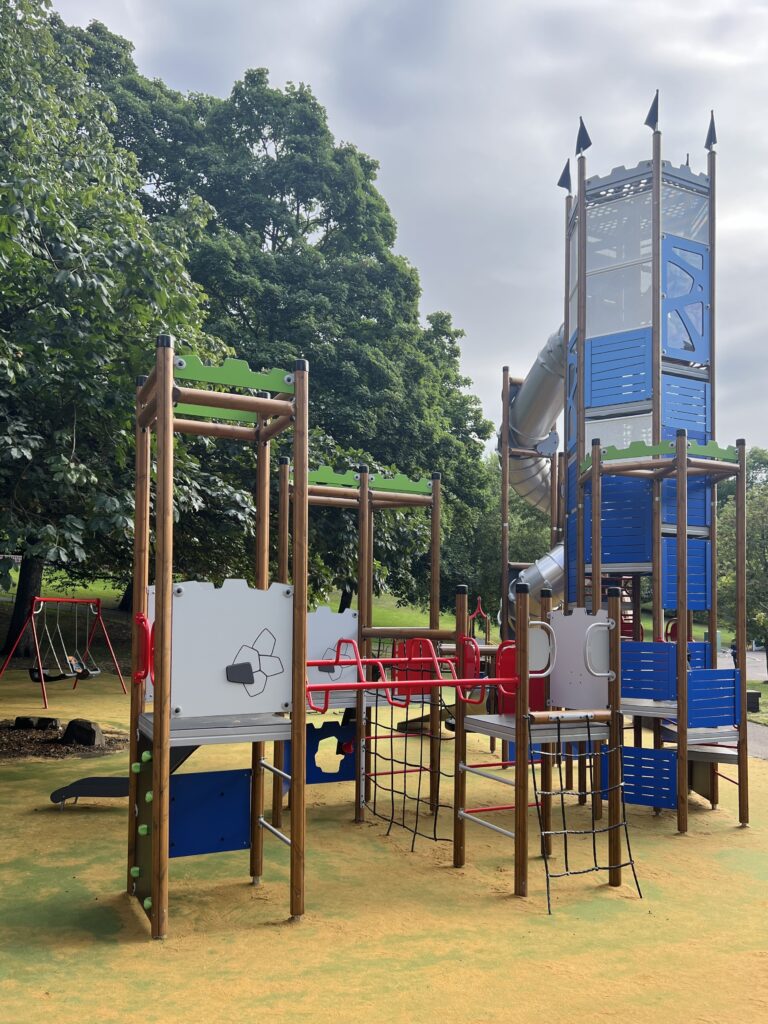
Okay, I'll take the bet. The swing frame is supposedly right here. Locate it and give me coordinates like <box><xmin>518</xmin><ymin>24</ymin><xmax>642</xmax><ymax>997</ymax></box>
<box><xmin>0</xmin><ymin>597</ymin><xmax>127</xmax><ymax>708</ymax></box>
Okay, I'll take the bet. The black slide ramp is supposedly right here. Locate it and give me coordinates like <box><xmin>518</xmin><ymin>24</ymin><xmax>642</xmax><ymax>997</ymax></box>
<box><xmin>50</xmin><ymin>745</ymin><xmax>198</xmax><ymax>806</ymax></box>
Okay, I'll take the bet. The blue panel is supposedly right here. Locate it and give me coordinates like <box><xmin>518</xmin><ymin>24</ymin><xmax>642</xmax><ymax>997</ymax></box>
<box><xmin>662</xmin><ymin>375</ymin><xmax>711</xmax><ymax>444</ymax></box>
<box><xmin>601</xmin><ymin>746</ymin><xmax>677</xmax><ymax>808</ymax></box>
<box><xmin>169</xmin><ymin>770</ymin><xmax>251</xmax><ymax>858</ymax></box>
<box><xmin>621</xmin><ymin>641</ymin><xmax>676</xmax><ymax>700</ymax></box>
<box><xmin>662</xmin><ymin>538</ymin><xmax>711</xmax><ymax>610</ymax></box>
<box><xmin>688</xmin><ymin>642</ymin><xmax>711</xmax><ymax>669</ymax></box>
<box><xmin>662</xmin><ymin>235</ymin><xmax>710</xmax><ymax>365</ymax></box>
<box><xmin>584</xmin><ymin>475</ymin><xmax>652</xmax><ymax>567</ymax></box>
<box><xmin>585</xmin><ymin>328</ymin><xmax>652</xmax><ymax>408</ymax></box>
<box><xmin>688</xmin><ymin>669</ymin><xmax>740</xmax><ymax>728</ymax></box>
<box><xmin>284</xmin><ymin>720</ymin><xmax>356</xmax><ymax>786</ymax></box>
<box><xmin>662</xmin><ymin>476</ymin><xmax>711</xmax><ymax>527</ymax></box>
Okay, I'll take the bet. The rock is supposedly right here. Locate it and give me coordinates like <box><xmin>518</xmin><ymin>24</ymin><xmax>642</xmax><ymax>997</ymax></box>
<box><xmin>36</xmin><ymin>717</ymin><xmax>62</xmax><ymax>731</ymax></box>
<box><xmin>746</xmin><ymin>689</ymin><xmax>761</xmax><ymax>713</ymax></box>
<box><xmin>0</xmin><ymin>719</ymin><xmax>15</xmax><ymax>729</ymax></box>
<box><xmin>61</xmin><ymin>719</ymin><xmax>105</xmax><ymax>748</ymax></box>
<box><xmin>14</xmin><ymin>716</ymin><xmax>39</xmax><ymax>730</ymax></box>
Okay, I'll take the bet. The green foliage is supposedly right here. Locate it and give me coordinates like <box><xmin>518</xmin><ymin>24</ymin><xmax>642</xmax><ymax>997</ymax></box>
<box><xmin>718</xmin><ymin>474</ymin><xmax>768</xmax><ymax>641</ymax></box>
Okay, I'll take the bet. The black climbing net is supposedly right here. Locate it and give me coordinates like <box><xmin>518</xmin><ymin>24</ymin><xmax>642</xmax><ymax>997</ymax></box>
<box><xmin>528</xmin><ymin>715</ymin><xmax>642</xmax><ymax>913</ymax></box>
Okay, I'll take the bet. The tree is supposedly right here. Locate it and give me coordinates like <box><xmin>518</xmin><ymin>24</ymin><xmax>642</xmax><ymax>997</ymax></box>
<box><xmin>717</xmin><ymin>479</ymin><xmax>768</xmax><ymax>656</ymax></box>
<box><xmin>55</xmin><ymin>20</ymin><xmax>495</xmax><ymax>607</ymax></box>
<box><xmin>0</xmin><ymin>1</ymin><xmax>215</xmax><ymax>650</ymax></box>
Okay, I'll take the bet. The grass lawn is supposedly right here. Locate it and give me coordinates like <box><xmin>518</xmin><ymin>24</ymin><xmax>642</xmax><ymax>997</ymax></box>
<box><xmin>748</xmin><ymin>680</ymin><xmax>768</xmax><ymax>726</ymax></box>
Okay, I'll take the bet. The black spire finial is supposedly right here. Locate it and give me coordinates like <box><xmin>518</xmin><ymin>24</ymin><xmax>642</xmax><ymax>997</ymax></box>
<box><xmin>557</xmin><ymin>159</ymin><xmax>572</xmax><ymax>193</ymax></box>
<box><xmin>705</xmin><ymin>110</ymin><xmax>717</xmax><ymax>151</ymax></box>
<box><xmin>575</xmin><ymin>117</ymin><xmax>592</xmax><ymax>156</ymax></box>
<box><xmin>644</xmin><ymin>89</ymin><xmax>659</xmax><ymax>130</ymax></box>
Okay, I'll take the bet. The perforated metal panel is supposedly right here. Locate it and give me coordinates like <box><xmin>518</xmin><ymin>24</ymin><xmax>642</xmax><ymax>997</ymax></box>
<box><xmin>549</xmin><ymin>608</ymin><xmax>609</xmax><ymax>710</ymax></box>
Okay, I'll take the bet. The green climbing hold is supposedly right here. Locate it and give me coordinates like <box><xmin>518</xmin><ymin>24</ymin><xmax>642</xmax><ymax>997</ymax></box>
<box><xmin>138</xmin><ymin>824</ymin><xmax>149</xmax><ymax>837</ymax></box>
<box><xmin>141</xmin><ymin>751</ymin><xmax>152</xmax><ymax>763</ymax></box>
<box><xmin>131</xmin><ymin>762</ymin><xmax>141</xmax><ymax>774</ymax></box>
<box><xmin>145</xmin><ymin>790</ymin><xmax>153</xmax><ymax>803</ymax></box>
<box><xmin>143</xmin><ymin>897</ymin><xmax>152</xmax><ymax>911</ymax></box>
<box><xmin>130</xmin><ymin>866</ymin><xmax>141</xmax><ymax>879</ymax></box>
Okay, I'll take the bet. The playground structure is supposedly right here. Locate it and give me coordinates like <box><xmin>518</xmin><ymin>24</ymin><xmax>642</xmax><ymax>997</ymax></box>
<box><xmin>117</xmin><ymin>106</ymin><xmax>748</xmax><ymax>939</ymax></box>
<box><xmin>500</xmin><ymin>110</ymin><xmax>748</xmax><ymax>833</ymax></box>
<box><xmin>0</xmin><ymin>596</ymin><xmax>126</xmax><ymax>707</ymax></box>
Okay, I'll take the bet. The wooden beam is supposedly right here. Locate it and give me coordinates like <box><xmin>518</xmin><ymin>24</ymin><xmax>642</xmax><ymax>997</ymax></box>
<box><xmin>173</xmin><ymin>418</ymin><xmax>258</xmax><ymax>442</ymax></box>
<box><xmin>272</xmin><ymin>456</ymin><xmax>290</xmax><ymax>832</ymax></box>
<box><xmin>452</xmin><ymin>586</ymin><xmax>469</xmax><ymax>868</ymax></box>
<box><xmin>675</xmin><ymin>430</ymin><xmax>689</xmax><ymax>834</ymax></box>
<box><xmin>429</xmin><ymin>473</ymin><xmax>442</xmax><ymax>813</ymax></box>
<box><xmin>259</xmin><ymin>413</ymin><xmax>294</xmax><ymax>443</ymax></box>
<box><xmin>355</xmin><ymin>466</ymin><xmax>370</xmax><ymax>824</ymax></box>
<box><xmin>607</xmin><ymin>587</ymin><xmax>623</xmax><ymax>886</ymax></box>
<box><xmin>514</xmin><ymin>582</ymin><xmax>530</xmax><ymax>897</ymax></box>
<box><xmin>250</xmin><ymin>426</ymin><xmax>270</xmax><ymax>883</ymax></box>
<box><xmin>173</xmin><ymin>385</ymin><xmax>293</xmax><ymax>419</ymax></box>
<box><xmin>736</xmin><ymin>438</ymin><xmax>749</xmax><ymax>825</ymax></box>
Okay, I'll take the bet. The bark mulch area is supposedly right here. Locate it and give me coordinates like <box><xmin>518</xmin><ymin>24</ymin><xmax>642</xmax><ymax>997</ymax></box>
<box><xmin>0</xmin><ymin>720</ymin><xmax>128</xmax><ymax>761</ymax></box>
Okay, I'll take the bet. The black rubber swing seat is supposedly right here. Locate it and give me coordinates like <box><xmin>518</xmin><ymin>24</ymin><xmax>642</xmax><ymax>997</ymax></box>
<box><xmin>29</xmin><ymin>668</ymin><xmax>70</xmax><ymax>683</ymax></box>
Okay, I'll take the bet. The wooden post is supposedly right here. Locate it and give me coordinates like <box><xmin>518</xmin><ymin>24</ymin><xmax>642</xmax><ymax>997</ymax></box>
<box><xmin>128</xmin><ymin>378</ymin><xmax>151</xmax><ymax>894</ymax></box>
<box><xmin>708</xmin><ymin>144</ymin><xmax>720</xmax><ymax>803</ymax></box>
<box><xmin>452</xmin><ymin>586</ymin><xmax>469</xmax><ymax>868</ymax></box>
<box><xmin>514</xmin><ymin>582</ymin><xmax>530</xmax><ymax>897</ymax></box>
<box><xmin>651</xmin><ymin>127</ymin><xmax>664</xmax><ymax>643</ymax></box>
<box><xmin>250</xmin><ymin>421</ymin><xmax>270</xmax><ymax>883</ymax></box>
<box><xmin>550</xmin><ymin>454</ymin><xmax>559</xmax><ymax>548</ymax></box>
<box><xmin>150</xmin><ymin>335</ymin><xmax>175</xmax><ymax>939</ymax></box>
<box><xmin>632</xmin><ymin>575</ymin><xmax>643</xmax><ymax>747</ymax></box>
<box><xmin>501</xmin><ymin>368</ymin><xmax>511</xmax><ymax>641</ymax></box>
<box><xmin>539</xmin><ymin>588</ymin><xmax>553</xmax><ymax>857</ymax></box>
<box><xmin>365</xmin><ymin>503</ymin><xmax>374</xmax><ymax>804</ymax></box>
<box><xmin>736</xmin><ymin>439</ymin><xmax>749</xmax><ymax>825</ymax></box>
<box><xmin>271</xmin><ymin>456</ymin><xmax>290</xmax><ymax>829</ymax></box>
<box><xmin>429</xmin><ymin>473</ymin><xmax>442</xmax><ymax>812</ymax></box>
<box><xmin>590</xmin><ymin>438</ymin><xmax>603</xmax><ymax>819</ymax></box>
<box><xmin>290</xmin><ymin>360</ymin><xmax>309</xmax><ymax>919</ymax></box>
<box><xmin>675</xmin><ymin>430</ymin><xmax>689</xmax><ymax>834</ymax></box>
<box><xmin>355</xmin><ymin>465</ymin><xmax>370</xmax><ymax>824</ymax></box>
<box><xmin>607</xmin><ymin>587</ymin><xmax>623</xmax><ymax>886</ymax></box>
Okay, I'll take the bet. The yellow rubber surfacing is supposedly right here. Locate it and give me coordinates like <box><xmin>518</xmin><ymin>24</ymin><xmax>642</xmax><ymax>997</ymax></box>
<box><xmin>1</xmin><ymin>672</ymin><xmax>767</xmax><ymax>1024</ymax></box>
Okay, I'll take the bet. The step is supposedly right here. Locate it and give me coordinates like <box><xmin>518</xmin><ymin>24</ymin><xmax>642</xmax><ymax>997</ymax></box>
<box><xmin>464</xmin><ymin>713</ymin><xmax>609</xmax><ymax>745</ymax></box>
<box><xmin>621</xmin><ymin>698</ymin><xmax>677</xmax><ymax>719</ymax></box>
<box><xmin>138</xmin><ymin>712</ymin><xmax>291</xmax><ymax>747</ymax></box>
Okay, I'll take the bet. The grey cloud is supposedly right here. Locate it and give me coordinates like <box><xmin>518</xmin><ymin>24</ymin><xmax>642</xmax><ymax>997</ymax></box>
<box><xmin>55</xmin><ymin>0</ymin><xmax>768</xmax><ymax>447</ymax></box>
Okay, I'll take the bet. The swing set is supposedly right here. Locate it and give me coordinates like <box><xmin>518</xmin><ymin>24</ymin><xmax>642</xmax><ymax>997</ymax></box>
<box><xmin>0</xmin><ymin>597</ymin><xmax>126</xmax><ymax>708</ymax></box>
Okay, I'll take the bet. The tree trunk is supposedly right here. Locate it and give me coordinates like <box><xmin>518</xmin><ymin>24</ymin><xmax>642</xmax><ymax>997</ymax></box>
<box><xmin>2</xmin><ymin>555</ymin><xmax>45</xmax><ymax>657</ymax></box>
<box><xmin>118</xmin><ymin>580</ymin><xmax>133</xmax><ymax>614</ymax></box>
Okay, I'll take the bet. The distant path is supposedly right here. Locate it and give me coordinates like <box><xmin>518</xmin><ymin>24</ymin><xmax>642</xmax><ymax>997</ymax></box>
<box><xmin>748</xmin><ymin>722</ymin><xmax>768</xmax><ymax>760</ymax></box>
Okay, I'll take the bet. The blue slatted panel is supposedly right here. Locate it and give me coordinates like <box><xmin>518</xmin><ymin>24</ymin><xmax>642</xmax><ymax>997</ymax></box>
<box><xmin>601</xmin><ymin>746</ymin><xmax>677</xmax><ymax>808</ymax></box>
<box><xmin>585</xmin><ymin>328</ymin><xmax>652</xmax><ymax>408</ymax></box>
<box><xmin>688</xmin><ymin>642</ymin><xmax>711</xmax><ymax>669</ymax></box>
<box><xmin>620</xmin><ymin>641</ymin><xmax>676</xmax><ymax>700</ymax></box>
<box><xmin>169</xmin><ymin>770</ymin><xmax>251</xmax><ymax>858</ymax></box>
<box><xmin>566</xmin><ymin>512</ymin><xmax>577</xmax><ymax>603</ymax></box>
<box><xmin>585</xmin><ymin>476</ymin><xmax>652</xmax><ymax>566</ymax></box>
<box><xmin>662</xmin><ymin>538</ymin><xmax>711</xmax><ymax>610</ymax></box>
<box><xmin>688</xmin><ymin>669</ymin><xmax>740</xmax><ymax>728</ymax></box>
<box><xmin>662</xmin><ymin>375</ymin><xmax>711</xmax><ymax>444</ymax></box>
<box><xmin>662</xmin><ymin>476</ymin><xmax>711</xmax><ymax>527</ymax></box>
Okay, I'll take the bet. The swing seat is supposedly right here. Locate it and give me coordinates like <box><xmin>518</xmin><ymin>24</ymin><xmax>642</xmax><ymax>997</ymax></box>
<box><xmin>29</xmin><ymin>668</ymin><xmax>69</xmax><ymax>684</ymax></box>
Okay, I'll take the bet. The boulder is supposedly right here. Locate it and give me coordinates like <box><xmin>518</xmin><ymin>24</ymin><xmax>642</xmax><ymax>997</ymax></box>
<box><xmin>61</xmin><ymin>719</ymin><xmax>105</xmax><ymax>748</ymax></box>
<box><xmin>14</xmin><ymin>716</ymin><xmax>39</xmax><ymax>730</ymax></box>
<box><xmin>36</xmin><ymin>717</ymin><xmax>62</xmax><ymax>731</ymax></box>
<box><xmin>746</xmin><ymin>690</ymin><xmax>761</xmax><ymax>713</ymax></box>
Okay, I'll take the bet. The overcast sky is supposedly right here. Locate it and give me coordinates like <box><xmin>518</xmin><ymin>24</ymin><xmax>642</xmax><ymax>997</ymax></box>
<box><xmin>55</xmin><ymin>0</ymin><xmax>768</xmax><ymax>447</ymax></box>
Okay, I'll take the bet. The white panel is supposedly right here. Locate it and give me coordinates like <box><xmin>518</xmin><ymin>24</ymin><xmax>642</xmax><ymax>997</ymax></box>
<box><xmin>149</xmin><ymin>579</ymin><xmax>293</xmax><ymax>719</ymax></box>
<box><xmin>549</xmin><ymin>608</ymin><xmax>609</xmax><ymax>710</ymax></box>
<box><xmin>586</xmin><ymin>413</ymin><xmax>652</xmax><ymax>452</ymax></box>
<box><xmin>307</xmin><ymin>606</ymin><xmax>361</xmax><ymax>710</ymax></box>
<box><xmin>529</xmin><ymin>626</ymin><xmax>551</xmax><ymax>674</ymax></box>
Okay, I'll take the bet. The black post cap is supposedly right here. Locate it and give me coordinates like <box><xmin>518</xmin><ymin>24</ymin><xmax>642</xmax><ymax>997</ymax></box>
<box><xmin>136</xmin><ymin>375</ymin><xmax>148</xmax><ymax>387</ymax></box>
<box><xmin>515</xmin><ymin>582</ymin><xmax>530</xmax><ymax>594</ymax></box>
<box><xmin>255</xmin><ymin>390</ymin><xmax>269</xmax><ymax>398</ymax></box>
<box><xmin>156</xmin><ymin>334</ymin><xmax>174</xmax><ymax>348</ymax></box>
<box><xmin>456</xmin><ymin>584</ymin><xmax>468</xmax><ymax>594</ymax></box>
<box><xmin>737</xmin><ymin>438</ymin><xmax>746</xmax><ymax>447</ymax></box>
<box><xmin>279</xmin><ymin>456</ymin><xmax>290</xmax><ymax>465</ymax></box>
<box><xmin>676</xmin><ymin>428</ymin><xmax>687</xmax><ymax>437</ymax></box>
<box><xmin>591</xmin><ymin>437</ymin><xmax>601</xmax><ymax>447</ymax></box>
<box><xmin>540</xmin><ymin>587</ymin><xmax>552</xmax><ymax>598</ymax></box>
<box><xmin>358</xmin><ymin>464</ymin><xmax>368</xmax><ymax>474</ymax></box>
<box><xmin>431</xmin><ymin>472</ymin><xmax>441</xmax><ymax>480</ymax></box>
<box><xmin>607</xmin><ymin>586</ymin><xmax>621</xmax><ymax>597</ymax></box>
<box><xmin>294</xmin><ymin>358</ymin><xmax>309</xmax><ymax>372</ymax></box>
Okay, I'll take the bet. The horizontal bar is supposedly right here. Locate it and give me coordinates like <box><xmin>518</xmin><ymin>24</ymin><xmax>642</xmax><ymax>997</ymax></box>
<box><xmin>687</xmin><ymin>457</ymin><xmax>739</xmax><ymax>476</ymax></box>
<box><xmin>173</xmin><ymin>418</ymin><xmax>258</xmax><ymax>442</ymax></box>
<box><xmin>308</xmin><ymin>495</ymin><xmax>358</xmax><ymax>508</ymax></box>
<box><xmin>459</xmin><ymin>762</ymin><xmax>517</xmax><ymax>787</ymax></box>
<box><xmin>464</xmin><ymin>804</ymin><xmax>516</xmax><ymax>814</ymax></box>
<box><xmin>259</xmin><ymin>413</ymin><xmax>293</xmax><ymax>443</ymax></box>
<box><xmin>32</xmin><ymin>597</ymin><xmax>102</xmax><ymax>607</ymax></box>
<box><xmin>529</xmin><ymin>710</ymin><xmax>611</xmax><ymax>724</ymax></box>
<box><xmin>714</xmin><ymin>771</ymin><xmax>738</xmax><ymax>785</ymax></box>
<box><xmin>173</xmin><ymin>385</ymin><xmax>293</xmax><ymax>418</ymax></box>
<box><xmin>457</xmin><ymin>810</ymin><xmax>515</xmax><ymax>839</ymax></box>
<box><xmin>258</xmin><ymin>816</ymin><xmax>291</xmax><ymax>846</ymax></box>
<box><xmin>137</xmin><ymin>395</ymin><xmax>157</xmax><ymax>429</ymax></box>
<box><xmin>137</xmin><ymin>366</ymin><xmax>156</xmax><ymax>405</ymax></box>
<box><xmin>259</xmin><ymin>759</ymin><xmax>292</xmax><ymax>783</ymax></box>
<box><xmin>361</xmin><ymin>626</ymin><xmax>455</xmax><ymax>641</ymax></box>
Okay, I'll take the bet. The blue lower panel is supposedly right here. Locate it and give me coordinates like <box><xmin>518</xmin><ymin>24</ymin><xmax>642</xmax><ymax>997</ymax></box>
<box><xmin>602</xmin><ymin>747</ymin><xmax>677</xmax><ymax>809</ymax></box>
<box><xmin>169</xmin><ymin>770</ymin><xmax>251</xmax><ymax>858</ymax></box>
<box><xmin>284</xmin><ymin>720</ymin><xmax>356</xmax><ymax>785</ymax></box>
<box><xmin>583</xmin><ymin>476</ymin><xmax>652</xmax><ymax>565</ymax></box>
<box><xmin>621</xmin><ymin>641</ymin><xmax>675</xmax><ymax>700</ymax></box>
<box><xmin>662</xmin><ymin>537</ymin><xmax>711</xmax><ymax>610</ymax></box>
<box><xmin>688</xmin><ymin>669</ymin><xmax>740</xmax><ymax>728</ymax></box>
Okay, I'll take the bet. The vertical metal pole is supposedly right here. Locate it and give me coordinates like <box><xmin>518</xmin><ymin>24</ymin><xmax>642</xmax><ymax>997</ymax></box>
<box><xmin>501</xmin><ymin>368</ymin><xmax>511</xmax><ymax>640</ymax></box>
<box><xmin>675</xmin><ymin>430</ymin><xmax>689</xmax><ymax>834</ymax></box>
<box><xmin>429</xmin><ymin>473</ymin><xmax>442</xmax><ymax>812</ymax></box>
<box><xmin>290</xmin><ymin>360</ymin><xmax>309</xmax><ymax>919</ymax></box>
<box><xmin>607</xmin><ymin>586</ymin><xmax>623</xmax><ymax>886</ymax></box>
<box><xmin>576</xmin><ymin>154</ymin><xmax>587</xmax><ymax>609</ymax></box>
<box><xmin>736</xmin><ymin>439</ymin><xmax>749</xmax><ymax>825</ymax></box>
<box><xmin>539</xmin><ymin>587</ymin><xmax>553</xmax><ymax>857</ymax></box>
<box><xmin>651</xmin><ymin>128</ymin><xmax>664</xmax><ymax>642</ymax></box>
<box><xmin>355</xmin><ymin>465</ymin><xmax>370</xmax><ymax>823</ymax></box>
<box><xmin>128</xmin><ymin>378</ymin><xmax>151</xmax><ymax>894</ymax></box>
<box><xmin>150</xmin><ymin>335</ymin><xmax>174</xmax><ymax>940</ymax></box>
<box><xmin>452</xmin><ymin>585</ymin><xmax>469</xmax><ymax>868</ymax></box>
<box><xmin>707</xmin><ymin>145</ymin><xmax>720</xmax><ymax>802</ymax></box>
<box><xmin>550</xmin><ymin>454</ymin><xmax>559</xmax><ymax>549</ymax></box>
<box><xmin>514</xmin><ymin>582</ymin><xmax>530</xmax><ymax>897</ymax></box>
<box><xmin>250</xmin><ymin>425</ymin><xmax>270</xmax><ymax>883</ymax></box>
<box><xmin>272</xmin><ymin>455</ymin><xmax>290</xmax><ymax>829</ymax></box>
